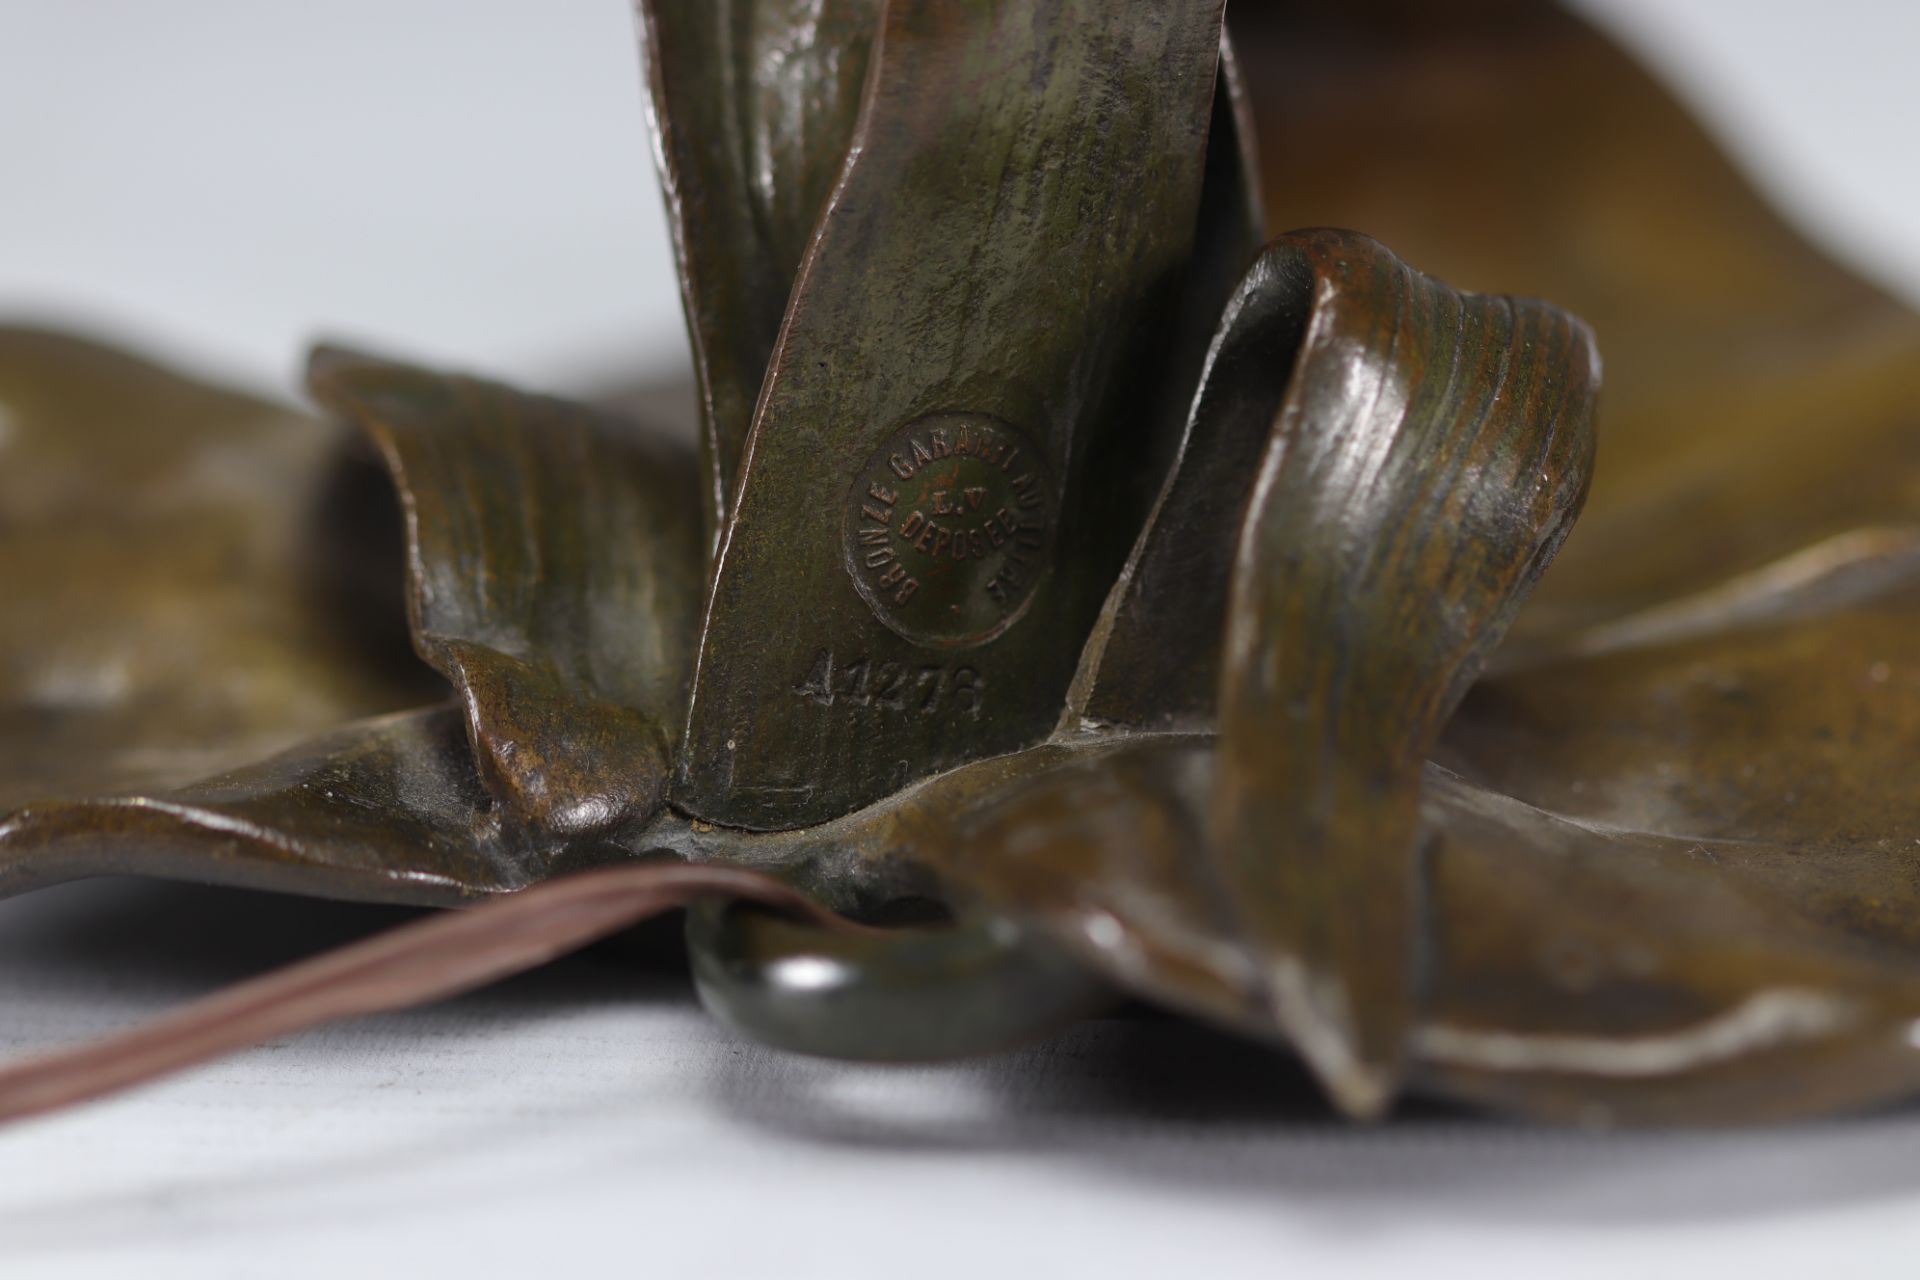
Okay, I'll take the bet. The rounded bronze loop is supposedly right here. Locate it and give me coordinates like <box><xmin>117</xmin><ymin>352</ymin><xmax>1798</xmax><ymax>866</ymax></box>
<box><xmin>685</xmin><ymin>898</ymin><xmax>1113</xmax><ymax>1062</ymax></box>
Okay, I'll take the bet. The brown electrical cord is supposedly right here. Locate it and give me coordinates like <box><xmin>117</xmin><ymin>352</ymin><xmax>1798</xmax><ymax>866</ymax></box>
<box><xmin>0</xmin><ymin>863</ymin><xmax>857</xmax><ymax>1126</ymax></box>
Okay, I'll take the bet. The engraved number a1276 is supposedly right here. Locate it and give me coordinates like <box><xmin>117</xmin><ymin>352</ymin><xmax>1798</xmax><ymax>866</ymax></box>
<box><xmin>792</xmin><ymin>649</ymin><xmax>983</xmax><ymax>719</ymax></box>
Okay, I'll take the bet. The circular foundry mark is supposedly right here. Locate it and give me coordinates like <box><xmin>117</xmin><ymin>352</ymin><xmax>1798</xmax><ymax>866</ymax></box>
<box><xmin>842</xmin><ymin>412</ymin><xmax>1057</xmax><ymax>649</ymax></box>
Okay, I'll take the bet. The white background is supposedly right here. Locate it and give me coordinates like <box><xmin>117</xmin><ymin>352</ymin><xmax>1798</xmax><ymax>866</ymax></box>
<box><xmin>2</xmin><ymin>0</ymin><xmax>1916</xmax><ymax>397</ymax></box>
<box><xmin>2</xmin><ymin>3</ymin><xmax>1919</xmax><ymax>1277</ymax></box>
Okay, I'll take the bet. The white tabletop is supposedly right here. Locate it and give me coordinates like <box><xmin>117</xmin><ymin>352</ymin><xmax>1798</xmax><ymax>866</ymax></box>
<box><xmin>3</xmin><ymin>3</ymin><xmax>1918</xmax><ymax>1276</ymax></box>
<box><xmin>8</xmin><ymin>877</ymin><xmax>1920</xmax><ymax>1280</ymax></box>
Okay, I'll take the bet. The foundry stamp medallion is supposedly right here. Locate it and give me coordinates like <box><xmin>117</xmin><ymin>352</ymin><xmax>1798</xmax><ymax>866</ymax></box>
<box><xmin>843</xmin><ymin>413</ymin><xmax>1057</xmax><ymax>648</ymax></box>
